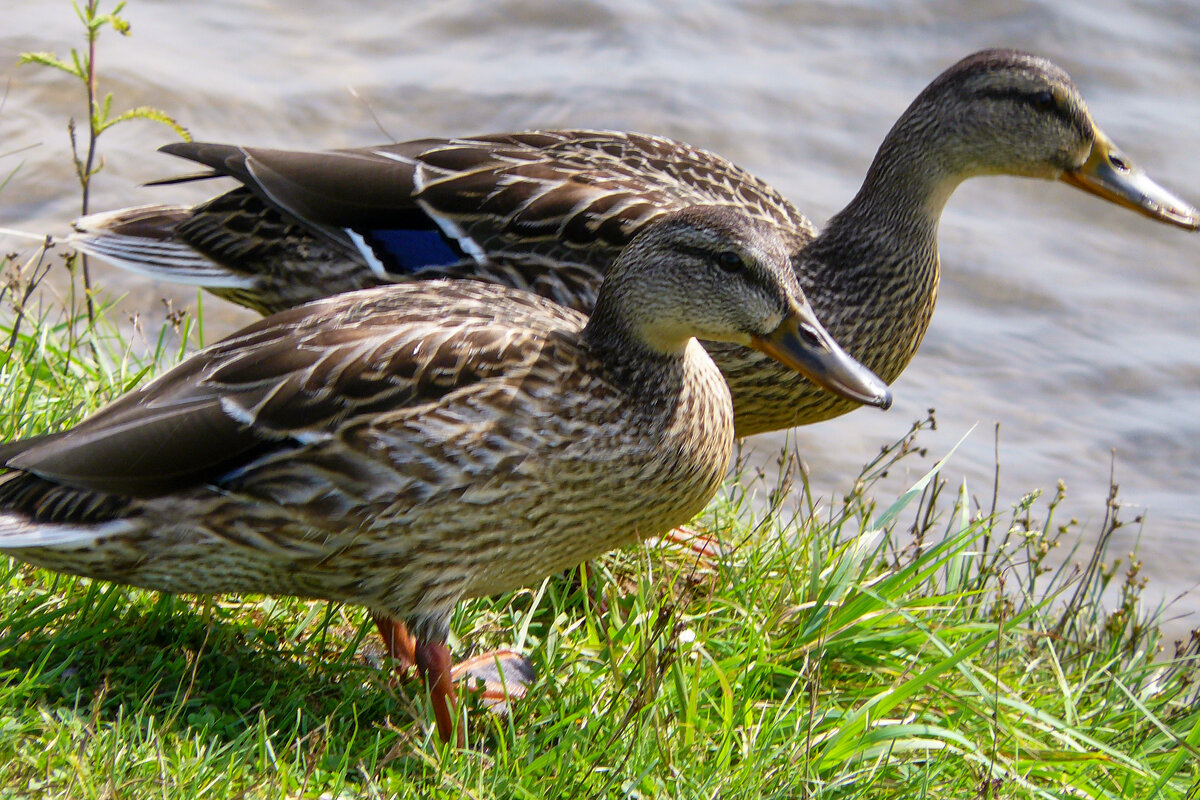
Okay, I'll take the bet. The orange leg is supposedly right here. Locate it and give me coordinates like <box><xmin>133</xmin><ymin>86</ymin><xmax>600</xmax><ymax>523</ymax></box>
<box><xmin>415</xmin><ymin>639</ymin><xmax>461</xmax><ymax>746</ymax></box>
<box><xmin>371</xmin><ymin>612</ymin><xmax>418</xmax><ymax>678</ymax></box>
<box><xmin>371</xmin><ymin>614</ymin><xmax>533</xmax><ymax>745</ymax></box>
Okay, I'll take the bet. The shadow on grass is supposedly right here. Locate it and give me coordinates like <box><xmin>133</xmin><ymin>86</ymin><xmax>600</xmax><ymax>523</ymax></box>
<box><xmin>0</xmin><ymin>570</ymin><xmax>406</xmax><ymax>755</ymax></box>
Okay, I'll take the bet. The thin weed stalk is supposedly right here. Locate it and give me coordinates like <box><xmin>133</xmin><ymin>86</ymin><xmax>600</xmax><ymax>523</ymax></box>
<box><xmin>18</xmin><ymin>0</ymin><xmax>188</xmax><ymax>354</ymax></box>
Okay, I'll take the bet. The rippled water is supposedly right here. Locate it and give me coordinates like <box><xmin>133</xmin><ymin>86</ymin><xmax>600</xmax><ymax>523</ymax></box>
<box><xmin>2</xmin><ymin>0</ymin><xmax>1198</xmax><ymax>637</ymax></box>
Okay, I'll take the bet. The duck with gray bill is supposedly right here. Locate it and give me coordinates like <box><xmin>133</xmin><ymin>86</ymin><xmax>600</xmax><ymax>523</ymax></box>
<box><xmin>0</xmin><ymin>206</ymin><xmax>888</xmax><ymax>745</ymax></box>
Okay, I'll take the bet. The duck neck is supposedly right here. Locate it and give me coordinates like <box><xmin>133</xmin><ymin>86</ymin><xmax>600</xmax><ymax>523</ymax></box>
<box><xmin>583</xmin><ymin>291</ymin><xmax>689</xmax><ymax>391</ymax></box>
<box><xmin>801</xmin><ymin>111</ymin><xmax>969</xmax><ymax>380</ymax></box>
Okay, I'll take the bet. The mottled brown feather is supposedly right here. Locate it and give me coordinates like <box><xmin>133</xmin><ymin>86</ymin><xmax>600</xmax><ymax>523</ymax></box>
<box><xmin>72</xmin><ymin>50</ymin><xmax>1198</xmax><ymax>436</ymax></box>
<box><xmin>8</xmin><ymin>207</ymin><xmax>837</xmax><ymax>647</ymax></box>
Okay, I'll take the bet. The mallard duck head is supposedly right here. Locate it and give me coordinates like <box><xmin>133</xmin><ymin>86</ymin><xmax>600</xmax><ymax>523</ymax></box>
<box><xmin>880</xmin><ymin>49</ymin><xmax>1198</xmax><ymax>229</ymax></box>
<box><xmin>588</xmin><ymin>206</ymin><xmax>892</xmax><ymax>409</ymax></box>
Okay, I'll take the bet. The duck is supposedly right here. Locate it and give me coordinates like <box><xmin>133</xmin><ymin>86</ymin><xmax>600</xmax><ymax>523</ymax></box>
<box><xmin>70</xmin><ymin>49</ymin><xmax>1198</xmax><ymax>437</ymax></box>
<box><xmin>0</xmin><ymin>206</ymin><xmax>891</xmax><ymax>745</ymax></box>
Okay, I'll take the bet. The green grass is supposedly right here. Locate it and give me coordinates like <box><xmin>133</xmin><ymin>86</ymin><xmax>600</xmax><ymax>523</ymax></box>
<box><xmin>1</xmin><ymin>261</ymin><xmax>1197</xmax><ymax>799</ymax></box>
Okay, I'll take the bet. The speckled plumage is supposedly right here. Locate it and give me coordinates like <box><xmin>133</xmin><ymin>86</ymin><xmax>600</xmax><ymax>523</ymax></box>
<box><xmin>2</xmin><ymin>283</ymin><xmax>716</xmax><ymax>632</ymax></box>
<box><xmin>2</xmin><ymin>207</ymin><xmax>891</xmax><ymax>740</ymax></box>
<box><xmin>72</xmin><ymin>49</ymin><xmax>1198</xmax><ymax>435</ymax></box>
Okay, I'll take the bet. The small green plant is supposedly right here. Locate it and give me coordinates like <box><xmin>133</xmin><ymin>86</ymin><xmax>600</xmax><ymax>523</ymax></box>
<box><xmin>18</xmin><ymin>0</ymin><xmax>188</xmax><ymax>333</ymax></box>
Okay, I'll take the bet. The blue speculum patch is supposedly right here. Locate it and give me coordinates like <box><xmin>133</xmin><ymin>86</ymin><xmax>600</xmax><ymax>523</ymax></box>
<box><xmin>362</xmin><ymin>227</ymin><xmax>463</xmax><ymax>274</ymax></box>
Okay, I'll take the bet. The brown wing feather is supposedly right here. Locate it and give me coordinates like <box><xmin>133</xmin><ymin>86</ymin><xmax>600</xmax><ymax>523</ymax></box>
<box><xmin>160</xmin><ymin>142</ymin><xmax>423</xmax><ymax>232</ymax></box>
<box><xmin>161</xmin><ymin>131</ymin><xmax>815</xmax><ymax>257</ymax></box>
<box><xmin>1</xmin><ymin>283</ymin><xmax>584</xmax><ymax>498</ymax></box>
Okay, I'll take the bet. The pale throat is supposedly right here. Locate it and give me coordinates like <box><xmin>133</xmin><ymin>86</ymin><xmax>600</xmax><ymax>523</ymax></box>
<box><xmin>633</xmin><ymin>318</ymin><xmax>751</xmax><ymax>356</ymax></box>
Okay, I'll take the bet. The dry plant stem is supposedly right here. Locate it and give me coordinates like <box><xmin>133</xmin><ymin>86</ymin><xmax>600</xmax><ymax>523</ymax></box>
<box><xmin>5</xmin><ymin>238</ymin><xmax>54</xmax><ymax>352</ymax></box>
<box><xmin>1055</xmin><ymin>454</ymin><xmax>1123</xmax><ymax>642</ymax></box>
<box><xmin>985</xmin><ymin>422</ymin><xmax>1001</xmax><ymax>567</ymax></box>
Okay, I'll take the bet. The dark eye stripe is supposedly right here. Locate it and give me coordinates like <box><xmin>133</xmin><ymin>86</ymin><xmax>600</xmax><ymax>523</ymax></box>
<box><xmin>975</xmin><ymin>87</ymin><xmax>1061</xmax><ymax>114</ymax></box>
<box><xmin>673</xmin><ymin>242</ymin><xmax>746</xmax><ymax>272</ymax></box>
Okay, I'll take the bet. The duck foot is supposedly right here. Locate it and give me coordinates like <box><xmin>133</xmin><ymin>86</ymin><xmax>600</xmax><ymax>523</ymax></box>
<box><xmin>655</xmin><ymin>525</ymin><xmax>724</xmax><ymax>560</ymax></box>
<box><xmin>371</xmin><ymin>615</ymin><xmax>534</xmax><ymax>743</ymax></box>
<box><xmin>451</xmin><ymin>649</ymin><xmax>535</xmax><ymax>715</ymax></box>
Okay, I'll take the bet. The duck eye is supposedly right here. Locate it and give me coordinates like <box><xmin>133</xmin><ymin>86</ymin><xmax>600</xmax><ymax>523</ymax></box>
<box><xmin>715</xmin><ymin>250</ymin><xmax>744</xmax><ymax>272</ymax></box>
<box><xmin>1031</xmin><ymin>90</ymin><xmax>1056</xmax><ymax>112</ymax></box>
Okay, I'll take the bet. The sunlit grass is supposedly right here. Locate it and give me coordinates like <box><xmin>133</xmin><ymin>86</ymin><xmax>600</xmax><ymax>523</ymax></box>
<box><xmin>0</xmin><ymin>265</ymin><xmax>1196</xmax><ymax>798</ymax></box>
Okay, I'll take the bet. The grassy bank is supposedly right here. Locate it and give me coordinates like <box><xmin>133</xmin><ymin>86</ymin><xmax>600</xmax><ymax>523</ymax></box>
<box><xmin>1</xmin><ymin>254</ymin><xmax>1197</xmax><ymax>799</ymax></box>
